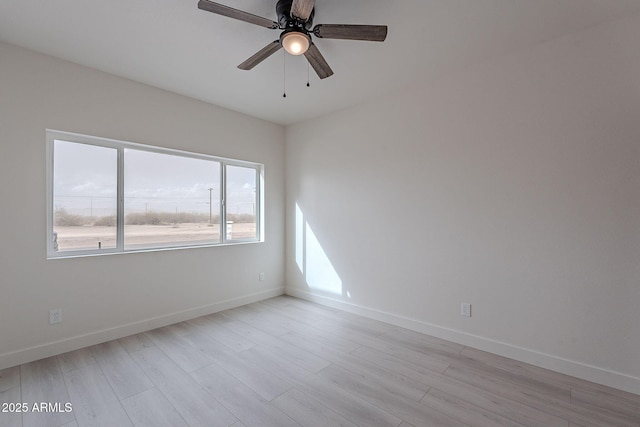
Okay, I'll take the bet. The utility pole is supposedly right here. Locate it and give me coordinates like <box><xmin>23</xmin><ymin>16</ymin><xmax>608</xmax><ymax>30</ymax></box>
<box><xmin>208</xmin><ymin>188</ymin><xmax>213</xmax><ymax>226</ymax></box>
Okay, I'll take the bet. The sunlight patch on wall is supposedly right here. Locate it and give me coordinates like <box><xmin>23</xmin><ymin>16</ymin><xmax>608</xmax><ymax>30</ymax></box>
<box><xmin>295</xmin><ymin>202</ymin><xmax>343</xmax><ymax>296</ymax></box>
<box><xmin>305</xmin><ymin>222</ymin><xmax>342</xmax><ymax>295</ymax></box>
<box><xmin>296</xmin><ymin>203</ymin><xmax>304</xmax><ymax>273</ymax></box>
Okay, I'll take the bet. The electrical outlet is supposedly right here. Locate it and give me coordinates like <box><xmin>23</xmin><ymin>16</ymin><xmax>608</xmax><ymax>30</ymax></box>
<box><xmin>49</xmin><ymin>308</ymin><xmax>62</xmax><ymax>324</ymax></box>
<box><xmin>461</xmin><ymin>303</ymin><xmax>472</xmax><ymax>318</ymax></box>
<box><xmin>259</xmin><ymin>272</ymin><xmax>265</xmax><ymax>282</ymax></box>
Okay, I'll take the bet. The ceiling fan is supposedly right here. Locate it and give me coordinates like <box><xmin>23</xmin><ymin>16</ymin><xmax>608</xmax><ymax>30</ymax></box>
<box><xmin>198</xmin><ymin>0</ymin><xmax>388</xmax><ymax>79</ymax></box>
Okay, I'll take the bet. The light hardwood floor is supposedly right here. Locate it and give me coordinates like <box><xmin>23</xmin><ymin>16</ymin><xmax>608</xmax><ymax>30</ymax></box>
<box><xmin>1</xmin><ymin>296</ymin><xmax>638</xmax><ymax>427</ymax></box>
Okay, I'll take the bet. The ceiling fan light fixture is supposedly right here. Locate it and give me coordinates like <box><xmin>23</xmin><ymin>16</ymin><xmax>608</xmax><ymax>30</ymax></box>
<box><xmin>281</xmin><ymin>31</ymin><xmax>310</xmax><ymax>55</ymax></box>
<box><xmin>198</xmin><ymin>0</ymin><xmax>387</xmax><ymax>80</ymax></box>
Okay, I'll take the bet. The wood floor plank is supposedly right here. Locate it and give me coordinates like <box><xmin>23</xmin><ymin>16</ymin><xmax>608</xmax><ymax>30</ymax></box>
<box><xmin>163</xmin><ymin>321</ymin><xmax>295</xmax><ymax>401</ymax></box>
<box><xmin>121</xmin><ymin>388</ymin><xmax>188</xmax><ymax>427</ymax></box>
<box><xmin>332</xmin><ymin>310</ymin><xmax>399</xmax><ymax>335</ymax></box>
<box><xmin>118</xmin><ymin>333</ymin><xmax>156</xmax><ymax>354</ymax></box>
<box><xmin>261</xmin><ymin>299</ymin><xmax>335</xmax><ymax>328</ymax></box>
<box><xmin>259</xmin><ymin>295</ymin><xmax>297</xmax><ymax>308</ymax></box>
<box><xmin>90</xmin><ymin>340</ymin><xmax>154</xmax><ymax>400</ymax></box>
<box><xmin>0</xmin><ymin>386</ymin><xmax>23</xmax><ymax>427</ymax></box>
<box><xmin>286</xmin><ymin>313</ymin><xmax>454</xmax><ymax>371</ymax></box>
<box><xmin>459</xmin><ymin>347</ymin><xmax>578</xmax><ymax>389</ymax></box>
<box><xmin>213</xmin><ymin>313</ymin><xmax>331</xmax><ymax>373</ymax></box>
<box><xmin>212</xmin><ymin>348</ymin><xmax>295</xmax><ymax>401</ymax></box>
<box><xmin>450</xmin><ymin>353</ymin><xmax>571</xmax><ymax>402</ymax></box>
<box><xmin>164</xmin><ymin>322</ymin><xmax>232</xmax><ymax>359</ymax></box>
<box><xmin>279</xmin><ymin>330</ymin><xmax>429</xmax><ymax>402</ymax></box>
<box><xmin>182</xmin><ymin>322</ymin><xmax>295</xmax><ymax>402</ymax></box>
<box><xmin>282</xmin><ymin>296</ymin><xmax>341</xmax><ymax>314</ymax></box>
<box><xmin>447</xmin><ymin>358</ymin><xmax>571</xmax><ymax>403</ymax></box>
<box><xmin>0</xmin><ymin>366</ymin><xmax>20</xmax><ymax>392</ymax></box>
<box><xmin>353</xmin><ymin>345</ymin><xmax>568</xmax><ymax>427</ymax></box>
<box><xmin>63</xmin><ymin>363</ymin><xmax>132</xmax><ymax>427</ymax></box>
<box><xmin>273</xmin><ymin>299</ymin><xmax>365</xmax><ymax>329</ymax></box>
<box><xmin>255</xmin><ymin>303</ymin><xmax>362</xmax><ymax>354</ymax></box>
<box><xmin>379</xmin><ymin>327</ymin><xmax>465</xmax><ymax>359</ymax></box>
<box><xmin>224</xmin><ymin>305</ymin><xmax>293</xmax><ymax>337</ymax></box>
<box><xmin>191</xmin><ymin>362</ymin><xmax>300</xmax><ymax>427</ymax></box>
<box><xmin>282</xmin><ymin>299</ymin><xmax>396</xmax><ymax>336</ymax></box>
<box><xmin>317</xmin><ymin>363</ymin><xmax>463</xmax><ymax>427</ymax></box>
<box><xmin>353</xmin><ymin>344</ymin><xmax>451</xmax><ymax>382</ymax></box>
<box><xmin>272</xmin><ymin>387</ymin><xmax>359</xmax><ymax>427</ymax></box>
<box><xmin>21</xmin><ymin>357</ymin><xmax>75</xmax><ymax>427</ymax></box>
<box><xmin>461</xmin><ymin>346</ymin><xmax>639</xmax><ymax>402</ymax></box>
<box><xmin>444</xmin><ymin>363</ymin><xmax>634</xmax><ymax>427</ymax></box>
<box><xmin>290</xmin><ymin>326</ymin><xmax>362</xmax><ymax>355</ymax></box>
<box><xmin>129</xmin><ymin>345</ymin><xmax>237</xmax><ymax>427</ymax></box>
<box><xmin>188</xmin><ymin>315</ymin><xmax>255</xmax><ymax>352</ymax></box>
<box><xmin>241</xmin><ymin>302</ymin><xmax>328</xmax><ymax>340</ymax></box>
<box><xmin>276</xmin><ymin>299</ymin><xmax>395</xmax><ymax>338</ymax></box>
<box><xmin>56</xmin><ymin>347</ymin><xmax>97</xmax><ymax>373</ymax></box>
<box><xmin>144</xmin><ymin>326</ymin><xmax>216</xmax><ymax>372</ymax></box>
<box><xmin>421</xmin><ymin>387</ymin><xmax>527</xmax><ymax>427</ymax></box>
<box><xmin>242</xmin><ymin>345</ymin><xmax>403</xmax><ymax>427</ymax></box>
<box><xmin>570</xmin><ymin>386</ymin><xmax>640</xmax><ymax>423</ymax></box>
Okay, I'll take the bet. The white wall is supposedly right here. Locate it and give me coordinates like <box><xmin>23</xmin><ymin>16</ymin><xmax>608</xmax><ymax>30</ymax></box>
<box><xmin>286</xmin><ymin>14</ymin><xmax>640</xmax><ymax>393</ymax></box>
<box><xmin>0</xmin><ymin>42</ymin><xmax>285</xmax><ymax>368</ymax></box>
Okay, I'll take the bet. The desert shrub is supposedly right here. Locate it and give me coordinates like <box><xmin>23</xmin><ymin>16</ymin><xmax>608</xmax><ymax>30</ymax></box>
<box><xmin>54</xmin><ymin>208</ymin><xmax>86</xmax><ymax>226</ymax></box>
<box><xmin>125</xmin><ymin>211</ymin><xmax>214</xmax><ymax>225</ymax></box>
<box><xmin>126</xmin><ymin>212</ymin><xmax>161</xmax><ymax>225</ymax></box>
<box><xmin>173</xmin><ymin>212</ymin><xmax>210</xmax><ymax>224</ymax></box>
<box><xmin>93</xmin><ymin>215</ymin><xmax>116</xmax><ymax>226</ymax></box>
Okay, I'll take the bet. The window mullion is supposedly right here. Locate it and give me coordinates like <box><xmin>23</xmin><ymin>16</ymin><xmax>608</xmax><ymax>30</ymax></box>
<box><xmin>46</xmin><ymin>136</ymin><xmax>55</xmax><ymax>257</ymax></box>
<box><xmin>116</xmin><ymin>147</ymin><xmax>125</xmax><ymax>251</ymax></box>
<box><xmin>221</xmin><ymin>162</ymin><xmax>227</xmax><ymax>243</ymax></box>
<box><xmin>256</xmin><ymin>167</ymin><xmax>262</xmax><ymax>241</ymax></box>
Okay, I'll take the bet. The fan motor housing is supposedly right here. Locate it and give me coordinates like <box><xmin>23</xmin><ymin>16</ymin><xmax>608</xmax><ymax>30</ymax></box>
<box><xmin>276</xmin><ymin>0</ymin><xmax>314</xmax><ymax>30</ymax></box>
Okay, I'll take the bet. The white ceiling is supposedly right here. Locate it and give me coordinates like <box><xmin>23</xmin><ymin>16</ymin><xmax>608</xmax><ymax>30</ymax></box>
<box><xmin>1</xmin><ymin>0</ymin><xmax>640</xmax><ymax>125</ymax></box>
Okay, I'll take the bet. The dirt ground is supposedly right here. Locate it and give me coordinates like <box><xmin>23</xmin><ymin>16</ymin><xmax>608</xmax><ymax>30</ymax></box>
<box><xmin>54</xmin><ymin>223</ymin><xmax>256</xmax><ymax>252</ymax></box>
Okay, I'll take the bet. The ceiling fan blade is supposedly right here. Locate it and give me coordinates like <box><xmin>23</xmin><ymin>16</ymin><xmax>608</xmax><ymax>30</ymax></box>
<box><xmin>290</xmin><ymin>0</ymin><xmax>315</xmax><ymax>22</ymax></box>
<box><xmin>238</xmin><ymin>41</ymin><xmax>282</xmax><ymax>70</ymax></box>
<box><xmin>313</xmin><ymin>24</ymin><xmax>388</xmax><ymax>42</ymax></box>
<box><xmin>198</xmin><ymin>0</ymin><xmax>278</xmax><ymax>29</ymax></box>
<box><xmin>304</xmin><ymin>43</ymin><xmax>334</xmax><ymax>79</ymax></box>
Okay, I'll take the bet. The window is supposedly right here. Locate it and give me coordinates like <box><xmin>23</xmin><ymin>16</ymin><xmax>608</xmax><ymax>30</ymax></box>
<box><xmin>52</xmin><ymin>141</ymin><xmax>118</xmax><ymax>252</ymax></box>
<box><xmin>124</xmin><ymin>149</ymin><xmax>222</xmax><ymax>250</ymax></box>
<box><xmin>225</xmin><ymin>164</ymin><xmax>258</xmax><ymax>241</ymax></box>
<box><xmin>47</xmin><ymin>130</ymin><xmax>262</xmax><ymax>258</ymax></box>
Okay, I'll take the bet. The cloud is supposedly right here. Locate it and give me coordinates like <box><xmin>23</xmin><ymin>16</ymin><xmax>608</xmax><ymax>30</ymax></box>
<box><xmin>71</xmin><ymin>181</ymin><xmax>100</xmax><ymax>193</ymax></box>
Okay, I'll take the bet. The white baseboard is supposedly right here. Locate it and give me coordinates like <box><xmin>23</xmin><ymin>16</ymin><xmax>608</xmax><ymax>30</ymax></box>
<box><xmin>286</xmin><ymin>288</ymin><xmax>640</xmax><ymax>396</ymax></box>
<box><xmin>0</xmin><ymin>287</ymin><xmax>285</xmax><ymax>371</ymax></box>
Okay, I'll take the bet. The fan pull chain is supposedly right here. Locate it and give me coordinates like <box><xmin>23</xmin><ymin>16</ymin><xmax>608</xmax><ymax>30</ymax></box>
<box><xmin>282</xmin><ymin>50</ymin><xmax>287</xmax><ymax>98</ymax></box>
<box><xmin>307</xmin><ymin>63</ymin><xmax>310</xmax><ymax>87</ymax></box>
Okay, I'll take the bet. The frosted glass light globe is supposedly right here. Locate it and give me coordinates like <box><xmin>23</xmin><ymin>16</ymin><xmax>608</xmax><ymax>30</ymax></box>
<box><xmin>281</xmin><ymin>32</ymin><xmax>310</xmax><ymax>56</ymax></box>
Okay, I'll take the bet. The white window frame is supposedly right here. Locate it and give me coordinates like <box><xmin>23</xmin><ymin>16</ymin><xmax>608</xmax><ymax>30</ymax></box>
<box><xmin>46</xmin><ymin>129</ymin><xmax>263</xmax><ymax>259</ymax></box>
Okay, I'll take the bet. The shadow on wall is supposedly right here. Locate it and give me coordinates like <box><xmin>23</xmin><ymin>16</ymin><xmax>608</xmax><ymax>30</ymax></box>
<box><xmin>295</xmin><ymin>202</ymin><xmax>351</xmax><ymax>298</ymax></box>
